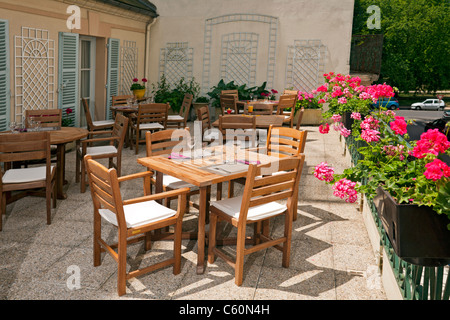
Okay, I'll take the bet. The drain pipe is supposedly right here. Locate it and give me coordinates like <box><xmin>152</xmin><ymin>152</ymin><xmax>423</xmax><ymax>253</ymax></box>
<box><xmin>144</xmin><ymin>17</ymin><xmax>158</xmax><ymax>80</ymax></box>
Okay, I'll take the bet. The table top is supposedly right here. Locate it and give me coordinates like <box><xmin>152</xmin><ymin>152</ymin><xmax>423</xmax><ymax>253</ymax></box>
<box><xmin>110</xmin><ymin>105</ymin><xmax>138</xmax><ymax>113</ymax></box>
<box><xmin>212</xmin><ymin>114</ymin><xmax>284</xmax><ymax>129</ymax></box>
<box><xmin>49</xmin><ymin>127</ymin><xmax>88</xmax><ymax>145</ymax></box>
<box><xmin>137</xmin><ymin>145</ymin><xmax>280</xmax><ymax>188</ymax></box>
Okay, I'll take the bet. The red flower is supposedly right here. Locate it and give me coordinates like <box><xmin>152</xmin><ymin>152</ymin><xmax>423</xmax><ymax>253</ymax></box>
<box><xmin>319</xmin><ymin>123</ymin><xmax>330</xmax><ymax>134</ymax></box>
<box><xmin>389</xmin><ymin>116</ymin><xmax>407</xmax><ymax>135</ymax></box>
<box><xmin>66</xmin><ymin>108</ymin><xmax>73</xmax><ymax>114</ymax></box>
<box><xmin>412</xmin><ymin>129</ymin><xmax>450</xmax><ymax>158</ymax></box>
<box><xmin>142</xmin><ymin>78</ymin><xmax>148</xmax><ymax>83</ymax></box>
<box><xmin>133</xmin><ymin>78</ymin><xmax>138</xmax><ymax>82</ymax></box>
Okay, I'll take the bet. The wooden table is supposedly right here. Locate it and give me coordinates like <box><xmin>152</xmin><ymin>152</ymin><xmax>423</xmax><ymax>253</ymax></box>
<box><xmin>50</xmin><ymin>127</ymin><xmax>88</xmax><ymax>199</ymax></box>
<box><xmin>137</xmin><ymin>145</ymin><xmax>280</xmax><ymax>274</ymax></box>
<box><xmin>212</xmin><ymin>114</ymin><xmax>285</xmax><ymax>129</ymax></box>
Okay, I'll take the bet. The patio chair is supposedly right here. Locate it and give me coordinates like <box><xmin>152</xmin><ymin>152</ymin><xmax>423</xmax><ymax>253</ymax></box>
<box><xmin>76</xmin><ymin>114</ymin><xmax>128</xmax><ymax>193</ymax></box>
<box><xmin>221</xmin><ymin>90</ymin><xmax>245</xmax><ymax>112</ymax></box>
<box><xmin>145</xmin><ymin>128</ymin><xmax>199</xmax><ymax>209</ymax></box>
<box><xmin>218</xmin><ymin>115</ymin><xmax>256</xmax><ymax>149</ymax></box>
<box><xmin>208</xmin><ymin>155</ymin><xmax>305</xmax><ymax>286</ymax></box>
<box><xmin>220</xmin><ymin>94</ymin><xmax>239</xmax><ymax>115</ymax></box>
<box><xmin>295</xmin><ymin>107</ymin><xmax>304</xmax><ymax>130</ymax></box>
<box><xmin>283</xmin><ymin>89</ymin><xmax>298</xmax><ymax>96</ymax></box>
<box><xmin>167</xmin><ymin>93</ymin><xmax>193</xmax><ymax>128</ymax></box>
<box><xmin>196</xmin><ymin>106</ymin><xmax>219</xmax><ymax>145</ymax></box>
<box><xmin>112</xmin><ymin>95</ymin><xmax>133</xmax><ymax>107</ymax></box>
<box><xmin>84</xmin><ymin>155</ymin><xmax>189</xmax><ymax>296</ymax></box>
<box><xmin>130</xmin><ymin>103</ymin><xmax>169</xmax><ymax>154</ymax></box>
<box><xmin>25</xmin><ymin>109</ymin><xmax>62</xmax><ymax>130</ymax></box>
<box><xmin>0</xmin><ymin>131</ymin><xmax>56</xmax><ymax>231</ymax></box>
<box><xmin>82</xmin><ymin>98</ymin><xmax>115</xmax><ymax>138</ymax></box>
<box><xmin>244</xmin><ymin>103</ymin><xmax>273</xmax><ymax>115</ymax></box>
<box><xmin>276</xmin><ymin>94</ymin><xmax>297</xmax><ymax>128</ymax></box>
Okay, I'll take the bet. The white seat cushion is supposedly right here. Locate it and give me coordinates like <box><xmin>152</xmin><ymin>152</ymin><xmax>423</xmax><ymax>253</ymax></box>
<box><xmin>163</xmin><ymin>174</ymin><xmax>195</xmax><ymax>189</ymax></box>
<box><xmin>139</xmin><ymin>123</ymin><xmax>164</xmax><ymax>130</ymax></box>
<box><xmin>168</xmin><ymin>115</ymin><xmax>184</xmax><ymax>121</ymax></box>
<box><xmin>2</xmin><ymin>165</ymin><xmax>55</xmax><ymax>184</ymax></box>
<box><xmin>99</xmin><ymin>200</ymin><xmax>176</xmax><ymax>228</ymax></box>
<box><xmin>93</xmin><ymin>120</ymin><xmax>115</xmax><ymax>126</ymax></box>
<box><xmin>210</xmin><ymin>195</ymin><xmax>286</xmax><ymax>221</ymax></box>
<box><xmin>83</xmin><ymin>145</ymin><xmax>118</xmax><ymax>156</ymax></box>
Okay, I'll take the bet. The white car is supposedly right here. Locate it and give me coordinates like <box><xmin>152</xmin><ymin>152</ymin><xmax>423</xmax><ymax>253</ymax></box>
<box><xmin>411</xmin><ymin>99</ymin><xmax>445</xmax><ymax>110</ymax></box>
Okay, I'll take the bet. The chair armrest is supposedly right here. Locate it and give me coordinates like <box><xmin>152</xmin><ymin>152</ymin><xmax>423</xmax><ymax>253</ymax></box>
<box><xmin>81</xmin><ymin>136</ymin><xmax>119</xmax><ymax>145</ymax></box>
<box><xmin>88</xmin><ymin>130</ymin><xmax>114</xmax><ymax>136</ymax></box>
<box><xmin>117</xmin><ymin>171</ymin><xmax>153</xmax><ymax>183</ymax></box>
<box><xmin>122</xmin><ymin>187</ymin><xmax>191</xmax><ymax>206</ymax></box>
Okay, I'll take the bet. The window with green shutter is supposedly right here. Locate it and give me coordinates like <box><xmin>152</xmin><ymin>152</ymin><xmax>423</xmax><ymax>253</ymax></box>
<box><xmin>106</xmin><ymin>38</ymin><xmax>120</xmax><ymax>120</ymax></box>
<box><xmin>58</xmin><ymin>32</ymin><xmax>79</xmax><ymax>127</ymax></box>
<box><xmin>0</xmin><ymin>20</ymin><xmax>10</xmax><ymax>131</ymax></box>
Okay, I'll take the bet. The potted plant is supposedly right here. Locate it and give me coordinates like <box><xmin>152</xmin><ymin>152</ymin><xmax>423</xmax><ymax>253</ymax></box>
<box><xmin>130</xmin><ymin>77</ymin><xmax>147</xmax><ymax>99</ymax></box>
<box><xmin>295</xmin><ymin>91</ymin><xmax>322</xmax><ymax>125</ymax></box>
<box><xmin>313</xmin><ymin>105</ymin><xmax>450</xmax><ymax>266</ymax></box>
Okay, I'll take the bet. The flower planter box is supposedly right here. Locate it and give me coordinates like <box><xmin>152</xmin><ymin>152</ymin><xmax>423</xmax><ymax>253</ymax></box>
<box><xmin>376</xmin><ymin>187</ymin><xmax>450</xmax><ymax>267</ymax></box>
<box><xmin>299</xmin><ymin>109</ymin><xmax>323</xmax><ymax>125</ymax></box>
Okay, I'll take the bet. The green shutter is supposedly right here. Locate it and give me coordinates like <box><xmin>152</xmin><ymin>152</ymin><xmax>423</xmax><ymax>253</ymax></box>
<box><xmin>106</xmin><ymin>38</ymin><xmax>120</xmax><ymax>120</ymax></box>
<box><xmin>0</xmin><ymin>20</ymin><xmax>10</xmax><ymax>131</ymax></box>
<box><xmin>58</xmin><ymin>32</ymin><xmax>79</xmax><ymax>127</ymax></box>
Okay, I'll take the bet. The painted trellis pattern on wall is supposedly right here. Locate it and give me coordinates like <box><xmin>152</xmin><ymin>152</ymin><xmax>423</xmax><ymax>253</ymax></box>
<box><xmin>15</xmin><ymin>27</ymin><xmax>55</xmax><ymax>124</ymax></box>
<box><xmin>120</xmin><ymin>40</ymin><xmax>138</xmax><ymax>96</ymax></box>
<box><xmin>159</xmin><ymin>42</ymin><xmax>193</xmax><ymax>85</ymax></box>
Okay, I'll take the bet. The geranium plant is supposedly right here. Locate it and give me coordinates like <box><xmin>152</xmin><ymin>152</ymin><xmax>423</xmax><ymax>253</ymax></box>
<box><xmin>296</xmin><ymin>91</ymin><xmax>321</xmax><ymax>112</ymax></box>
<box><xmin>314</xmin><ymin>108</ymin><xmax>450</xmax><ymax>228</ymax></box>
<box><xmin>130</xmin><ymin>77</ymin><xmax>147</xmax><ymax>91</ymax></box>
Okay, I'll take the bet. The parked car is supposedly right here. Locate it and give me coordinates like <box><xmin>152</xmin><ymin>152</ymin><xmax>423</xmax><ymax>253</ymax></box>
<box><xmin>424</xmin><ymin>115</ymin><xmax>450</xmax><ymax>138</ymax></box>
<box><xmin>411</xmin><ymin>99</ymin><xmax>445</xmax><ymax>110</ymax></box>
<box><xmin>372</xmin><ymin>97</ymin><xmax>399</xmax><ymax>110</ymax></box>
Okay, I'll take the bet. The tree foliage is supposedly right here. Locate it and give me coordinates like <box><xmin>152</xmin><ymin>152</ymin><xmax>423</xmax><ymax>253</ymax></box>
<box><xmin>353</xmin><ymin>0</ymin><xmax>450</xmax><ymax>93</ymax></box>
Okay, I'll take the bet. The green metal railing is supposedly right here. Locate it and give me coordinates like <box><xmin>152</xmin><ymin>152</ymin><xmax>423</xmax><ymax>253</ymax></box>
<box><xmin>343</xmin><ymin>134</ymin><xmax>450</xmax><ymax>300</ymax></box>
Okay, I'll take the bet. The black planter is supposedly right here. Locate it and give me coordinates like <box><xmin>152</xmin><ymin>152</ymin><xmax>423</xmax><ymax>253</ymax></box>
<box><xmin>376</xmin><ymin>187</ymin><xmax>450</xmax><ymax>267</ymax></box>
<box><xmin>342</xmin><ymin>112</ymin><xmax>355</xmax><ymax>130</ymax></box>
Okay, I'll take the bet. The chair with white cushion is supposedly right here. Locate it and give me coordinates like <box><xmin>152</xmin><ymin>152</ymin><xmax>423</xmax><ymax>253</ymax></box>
<box><xmin>76</xmin><ymin>114</ymin><xmax>128</xmax><ymax>193</ymax></box>
<box><xmin>84</xmin><ymin>155</ymin><xmax>189</xmax><ymax>296</ymax></box>
<box><xmin>82</xmin><ymin>98</ymin><xmax>115</xmax><ymax>137</ymax></box>
<box><xmin>276</xmin><ymin>94</ymin><xmax>297</xmax><ymax>128</ymax></box>
<box><xmin>130</xmin><ymin>103</ymin><xmax>169</xmax><ymax>154</ymax></box>
<box><xmin>0</xmin><ymin>131</ymin><xmax>56</xmax><ymax>231</ymax></box>
<box><xmin>208</xmin><ymin>155</ymin><xmax>305</xmax><ymax>285</ymax></box>
<box><xmin>196</xmin><ymin>106</ymin><xmax>220</xmax><ymax>145</ymax></box>
<box><xmin>167</xmin><ymin>93</ymin><xmax>193</xmax><ymax>128</ymax></box>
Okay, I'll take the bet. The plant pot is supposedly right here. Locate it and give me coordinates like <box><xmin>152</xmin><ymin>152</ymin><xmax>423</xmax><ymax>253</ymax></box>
<box><xmin>342</xmin><ymin>112</ymin><xmax>354</xmax><ymax>130</ymax></box>
<box><xmin>133</xmin><ymin>89</ymin><xmax>146</xmax><ymax>100</ymax></box>
<box><xmin>376</xmin><ymin>187</ymin><xmax>450</xmax><ymax>266</ymax></box>
<box><xmin>300</xmin><ymin>109</ymin><xmax>323</xmax><ymax>125</ymax></box>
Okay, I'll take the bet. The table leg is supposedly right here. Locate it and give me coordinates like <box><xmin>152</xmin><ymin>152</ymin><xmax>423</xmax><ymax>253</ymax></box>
<box><xmin>56</xmin><ymin>144</ymin><xmax>67</xmax><ymax>199</ymax></box>
<box><xmin>197</xmin><ymin>185</ymin><xmax>210</xmax><ymax>274</ymax></box>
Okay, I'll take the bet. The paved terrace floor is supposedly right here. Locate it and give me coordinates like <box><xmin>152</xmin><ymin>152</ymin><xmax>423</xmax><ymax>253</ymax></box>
<box><xmin>0</xmin><ymin>124</ymin><xmax>387</xmax><ymax>300</ymax></box>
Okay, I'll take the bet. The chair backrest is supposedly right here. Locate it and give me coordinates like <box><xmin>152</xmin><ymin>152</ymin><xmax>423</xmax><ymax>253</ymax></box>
<box><xmin>220</xmin><ymin>94</ymin><xmax>238</xmax><ymax>115</ymax></box>
<box><xmin>179</xmin><ymin>93</ymin><xmax>193</xmax><ymax>119</ymax></box>
<box><xmin>137</xmin><ymin>103</ymin><xmax>169</xmax><ymax>128</ymax></box>
<box><xmin>219</xmin><ymin>115</ymin><xmax>256</xmax><ymax>147</ymax></box>
<box><xmin>244</xmin><ymin>103</ymin><xmax>273</xmax><ymax>115</ymax></box>
<box><xmin>221</xmin><ymin>90</ymin><xmax>238</xmax><ymax>98</ymax></box>
<box><xmin>266</xmin><ymin>125</ymin><xmax>307</xmax><ymax>157</ymax></box>
<box><xmin>84</xmin><ymin>156</ymin><xmax>126</xmax><ymax>229</ymax></box>
<box><xmin>25</xmin><ymin>109</ymin><xmax>62</xmax><ymax>129</ymax></box>
<box><xmin>239</xmin><ymin>155</ymin><xmax>305</xmax><ymax>222</ymax></box>
<box><xmin>81</xmin><ymin>98</ymin><xmax>95</xmax><ymax>129</ymax></box>
<box><xmin>145</xmin><ymin>128</ymin><xmax>191</xmax><ymax>157</ymax></box>
<box><xmin>0</xmin><ymin>131</ymin><xmax>51</xmax><ymax>175</ymax></box>
<box><xmin>111</xmin><ymin>114</ymin><xmax>129</xmax><ymax>150</ymax></box>
<box><xmin>112</xmin><ymin>95</ymin><xmax>133</xmax><ymax>106</ymax></box>
<box><xmin>283</xmin><ymin>89</ymin><xmax>298</xmax><ymax>96</ymax></box>
<box><xmin>276</xmin><ymin>94</ymin><xmax>297</xmax><ymax>123</ymax></box>
<box><xmin>295</xmin><ymin>107</ymin><xmax>304</xmax><ymax>130</ymax></box>
<box><xmin>196</xmin><ymin>106</ymin><xmax>211</xmax><ymax>134</ymax></box>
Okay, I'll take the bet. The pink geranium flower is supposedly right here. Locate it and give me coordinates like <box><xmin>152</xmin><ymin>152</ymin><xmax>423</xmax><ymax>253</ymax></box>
<box><xmin>389</xmin><ymin>116</ymin><xmax>408</xmax><ymax>135</ymax></box>
<box><xmin>340</xmin><ymin>126</ymin><xmax>351</xmax><ymax>138</ymax></box>
<box><xmin>350</xmin><ymin>112</ymin><xmax>361</xmax><ymax>120</ymax></box>
<box><xmin>314</xmin><ymin>162</ymin><xmax>335</xmax><ymax>182</ymax></box>
<box><xmin>333</xmin><ymin>178</ymin><xmax>358</xmax><ymax>203</ymax></box>
<box><xmin>361</xmin><ymin>129</ymin><xmax>380</xmax><ymax>143</ymax></box>
<box><xmin>360</xmin><ymin>116</ymin><xmax>380</xmax><ymax>130</ymax></box>
<box><xmin>331</xmin><ymin>114</ymin><xmax>342</xmax><ymax>122</ymax></box>
<box><xmin>319</xmin><ymin>123</ymin><xmax>330</xmax><ymax>134</ymax></box>
<box><xmin>412</xmin><ymin>129</ymin><xmax>450</xmax><ymax>158</ymax></box>
<box><xmin>424</xmin><ymin>159</ymin><xmax>450</xmax><ymax>181</ymax></box>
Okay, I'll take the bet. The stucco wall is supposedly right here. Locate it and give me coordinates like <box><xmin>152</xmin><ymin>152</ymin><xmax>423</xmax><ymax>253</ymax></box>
<box><xmin>148</xmin><ymin>0</ymin><xmax>355</xmax><ymax>96</ymax></box>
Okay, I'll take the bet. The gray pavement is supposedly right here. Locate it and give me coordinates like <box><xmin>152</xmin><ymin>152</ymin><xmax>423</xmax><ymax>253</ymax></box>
<box><xmin>0</xmin><ymin>124</ymin><xmax>387</xmax><ymax>301</ymax></box>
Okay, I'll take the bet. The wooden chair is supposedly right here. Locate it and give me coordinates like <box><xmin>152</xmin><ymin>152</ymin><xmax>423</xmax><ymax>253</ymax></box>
<box><xmin>295</xmin><ymin>107</ymin><xmax>304</xmax><ymax>131</ymax></box>
<box><xmin>84</xmin><ymin>155</ymin><xmax>189</xmax><ymax>296</ymax></box>
<box><xmin>244</xmin><ymin>103</ymin><xmax>273</xmax><ymax>115</ymax></box>
<box><xmin>112</xmin><ymin>95</ymin><xmax>133</xmax><ymax>107</ymax></box>
<box><xmin>276</xmin><ymin>94</ymin><xmax>297</xmax><ymax>128</ymax></box>
<box><xmin>283</xmin><ymin>89</ymin><xmax>298</xmax><ymax>96</ymax></box>
<box><xmin>82</xmin><ymin>98</ymin><xmax>115</xmax><ymax>137</ymax></box>
<box><xmin>0</xmin><ymin>132</ymin><xmax>56</xmax><ymax>231</ymax></box>
<box><xmin>25</xmin><ymin>109</ymin><xmax>62</xmax><ymax>130</ymax></box>
<box><xmin>221</xmin><ymin>89</ymin><xmax>238</xmax><ymax>97</ymax></box>
<box><xmin>196</xmin><ymin>106</ymin><xmax>219</xmax><ymax>144</ymax></box>
<box><xmin>218</xmin><ymin>115</ymin><xmax>256</xmax><ymax>149</ymax></box>
<box><xmin>167</xmin><ymin>93</ymin><xmax>193</xmax><ymax>128</ymax></box>
<box><xmin>221</xmin><ymin>90</ymin><xmax>245</xmax><ymax>112</ymax></box>
<box><xmin>208</xmin><ymin>155</ymin><xmax>305</xmax><ymax>285</ymax></box>
<box><xmin>130</xmin><ymin>103</ymin><xmax>169</xmax><ymax>154</ymax></box>
<box><xmin>220</xmin><ymin>94</ymin><xmax>239</xmax><ymax>115</ymax></box>
<box><xmin>76</xmin><ymin>114</ymin><xmax>129</xmax><ymax>193</ymax></box>
<box><xmin>145</xmin><ymin>128</ymin><xmax>199</xmax><ymax>209</ymax></box>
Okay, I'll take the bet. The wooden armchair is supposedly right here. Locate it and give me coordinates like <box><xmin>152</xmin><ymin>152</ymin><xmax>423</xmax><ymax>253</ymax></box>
<box><xmin>167</xmin><ymin>93</ymin><xmax>193</xmax><ymax>128</ymax></box>
<box><xmin>130</xmin><ymin>103</ymin><xmax>169</xmax><ymax>154</ymax></box>
<box><xmin>0</xmin><ymin>132</ymin><xmax>56</xmax><ymax>231</ymax></box>
<box><xmin>25</xmin><ymin>109</ymin><xmax>62</xmax><ymax>130</ymax></box>
<box><xmin>208</xmin><ymin>155</ymin><xmax>305</xmax><ymax>285</ymax></box>
<box><xmin>276</xmin><ymin>94</ymin><xmax>297</xmax><ymax>128</ymax></box>
<box><xmin>218</xmin><ymin>115</ymin><xmax>256</xmax><ymax>149</ymax></box>
<box><xmin>82</xmin><ymin>98</ymin><xmax>115</xmax><ymax>136</ymax></box>
<box><xmin>220</xmin><ymin>94</ymin><xmax>238</xmax><ymax>115</ymax></box>
<box><xmin>196</xmin><ymin>106</ymin><xmax>219</xmax><ymax>144</ymax></box>
<box><xmin>76</xmin><ymin>114</ymin><xmax>129</xmax><ymax>193</ymax></box>
<box><xmin>84</xmin><ymin>155</ymin><xmax>189</xmax><ymax>296</ymax></box>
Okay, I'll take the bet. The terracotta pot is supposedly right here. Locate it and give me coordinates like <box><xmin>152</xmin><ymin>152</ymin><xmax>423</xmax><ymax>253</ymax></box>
<box><xmin>376</xmin><ymin>187</ymin><xmax>450</xmax><ymax>266</ymax></box>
